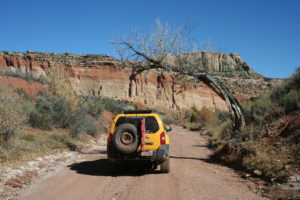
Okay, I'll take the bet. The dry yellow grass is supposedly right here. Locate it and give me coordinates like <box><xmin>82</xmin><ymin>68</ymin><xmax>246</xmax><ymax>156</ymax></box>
<box><xmin>0</xmin><ymin>129</ymin><xmax>90</xmax><ymax>167</ymax></box>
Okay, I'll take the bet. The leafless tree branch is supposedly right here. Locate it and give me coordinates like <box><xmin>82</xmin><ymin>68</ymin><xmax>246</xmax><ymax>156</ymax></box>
<box><xmin>112</xmin><ymin>20</ymin><xmax>245</xmax><ymax>132</ymax></box>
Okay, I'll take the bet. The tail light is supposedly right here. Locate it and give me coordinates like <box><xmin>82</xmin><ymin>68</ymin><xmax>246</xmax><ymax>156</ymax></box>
<box><xmin>160</xmin><ymin>131</ymin><xmax>166</xmax><ymax>145</ymax></box>
<box><xmin>107</xmin><ymin>134</ymin><xmax>113</xmax><ymax>146</ymax></box>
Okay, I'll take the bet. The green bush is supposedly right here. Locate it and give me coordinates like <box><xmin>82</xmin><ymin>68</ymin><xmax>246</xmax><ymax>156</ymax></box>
<box><xmin>98</xmin><ymin>120</ymin><xmax>109</xmax><ymax>135</ymax></box>
<box><xmin>215</xmin><ymin>110</ymin><xmax>230</xmax><ymax>126</ymax></box>
<box><xmin>81</xmin><ymin>96</ymin><xmax>104</xmax><ymax>118</ymax></box>
<box><xmin>28</xmin><ymin>95</ymin><xmax>71</xmax><ymax>129</ymax></box>
<box><xmin>283</xmin><ymin>89</ymin><xmax>299</xmax><ymax>113</ymax></box>
<box><xmin>79</xmin><ymin>96</ymin><xmax>133</xmax><ymax>115</ymax></box>
<box><xmin>241</xmin><ymin>95</ymin><xmax>276</xmax><ymax>125</ymax></box>
<box><xmin>269</xmin><ymin>67</ymin><xmax>300</xmax><ymax>115</ymax></box>
<box><xmin>241</xmin><ymin>68</ymin><xmax>300</xmax><ymax>127</ymax></box>
<box><xmin>70</xmin><ymin>115</ymin><xmax>98</xmax><ymax>137</ymax></box>
<box><xmin>289</xmin><ymin>67</ymin><xmax>300</xmax><ymax>90</ymax></box>
<box><xmin>15</xmin><ymin>88</ymin><xmax>31</xmax><ymax>101</ymax></box>
<box><xmin>26</xmin><ymin>95</ymin><xmax>103</xmax><ymax>137</ymax></box>
<box><xmin>101</xmin><ymin>97</ymin><xmax>133</xmax><ymax>114</ymax></box>
<box><xmin>160</xmin><ymin>114</ymin><xmax>176</xmax><ymax>125</ymax></box>
<box><xmin>181</xmin><ymin>106</ymin><xmax>217</xmax><ymax>130</ymax></box>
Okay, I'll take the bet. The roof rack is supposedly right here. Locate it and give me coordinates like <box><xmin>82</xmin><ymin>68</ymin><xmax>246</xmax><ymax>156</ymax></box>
<box><xmin>123</xmin><ymin>110</ymin><xmax>153</xmax><ymax>114</ymax></box>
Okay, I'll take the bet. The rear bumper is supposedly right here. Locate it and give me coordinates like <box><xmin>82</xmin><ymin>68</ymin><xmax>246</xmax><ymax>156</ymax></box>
<box><xmin>107</xmin><ymin>145</ymin><xmax>169</xmax><ymax>163</ymax></box>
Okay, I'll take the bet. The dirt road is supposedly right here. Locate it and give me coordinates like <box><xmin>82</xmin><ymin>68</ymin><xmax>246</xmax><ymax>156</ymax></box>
<box><xmin>21</xmin><ymin>126</ymin><xmax>264</xmax><ymax>200</ymax></box>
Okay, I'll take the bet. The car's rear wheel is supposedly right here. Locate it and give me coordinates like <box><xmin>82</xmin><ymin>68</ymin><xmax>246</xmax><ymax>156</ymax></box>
<box><xmin>112</xmin><ymin>123</ymin><xmax>138</xmax><ymax>154</ymax></box>
<box><xmin>161</xmin><ymin>157</ymin><xmax>170</xmax><ymax>173</ymax></box>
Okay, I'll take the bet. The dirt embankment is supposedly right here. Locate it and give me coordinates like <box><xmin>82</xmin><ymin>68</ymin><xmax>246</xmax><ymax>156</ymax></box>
<box><xmin>19</xmin><ymin>126</ymin><xmax>264</xmax><ymax>200</ymax></box>
<box><xmin>0</xmin><ymin>75</ymin><xmax>48</xmax><ymax>97</ymax></box>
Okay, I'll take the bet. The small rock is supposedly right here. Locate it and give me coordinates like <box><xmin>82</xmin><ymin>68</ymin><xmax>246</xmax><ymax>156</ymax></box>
<box><xmin>28</xmin><ymin>161</ymin><xmax>37</xmax><ymax>167</ymax></box>
<box><xmin>242</xmin><ymin>173</ymin><xmax>251</xmax><ymax>178</ymax></box>
<box><xmin>36</xmin><ymin>157</ymin><xmax>43</xmax><ymax>162</ymax></box>
<box><xmin>254</xmin><ymin>170</ymin><xmax>262</xmax><ymax>176</ymax></box>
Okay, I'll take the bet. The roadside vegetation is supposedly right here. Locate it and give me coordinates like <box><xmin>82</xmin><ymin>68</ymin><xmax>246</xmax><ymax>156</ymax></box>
<box><xmin>0</xmin><ymin>67</ymin><xmax>133</xmax><ymax>167</ymax></box>
<box><xmin>160</xmin><ymin>106</ymin><xmax>227</xmax><ymax>131</ymax></box>
<box><xmin>159</xmin><ymin>68</ymin><xmax>299</xmax><ymax>187</ymax></box>
<box><xmin>209</xmin><ymin>68</ymin><xmax>300</xmax><ymax>183</ymax></box>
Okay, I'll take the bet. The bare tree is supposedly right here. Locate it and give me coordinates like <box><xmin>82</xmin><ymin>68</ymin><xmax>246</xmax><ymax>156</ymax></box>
<box><xmin>112</xmin><ymin>20</ymin><xmax>245</xmax><ymax>132</ymax></box>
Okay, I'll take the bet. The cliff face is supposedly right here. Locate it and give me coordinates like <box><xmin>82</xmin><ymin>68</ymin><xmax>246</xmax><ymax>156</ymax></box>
<box><xmin>164</xmin><ymin>52</ymin><xmax>261</xmax><ymax>77</ymax></box>
<box><xmin>0</xmin><ymin>51</ymin><xmax>276</xmax><ymax>111</ymax></box>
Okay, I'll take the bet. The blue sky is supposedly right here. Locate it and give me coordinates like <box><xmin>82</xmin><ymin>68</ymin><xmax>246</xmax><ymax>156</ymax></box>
<box><xmin>0</xmin><ymin>0</ymin><xmax>299</xmax><ymax>78</ymax></box>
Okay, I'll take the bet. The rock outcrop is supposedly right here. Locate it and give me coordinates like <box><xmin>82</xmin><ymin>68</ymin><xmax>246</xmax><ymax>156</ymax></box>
<box><xmin>0</xmin><ymin>51</ymin><xmax>277</xmax><ymax>111</ymax></box>
<box><xmin>163</xmin><ymin>52</ymin><xmax>261</xmax><ymax>78</ymax></box>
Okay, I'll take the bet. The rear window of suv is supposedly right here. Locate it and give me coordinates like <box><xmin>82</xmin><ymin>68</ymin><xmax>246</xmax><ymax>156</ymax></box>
<box><xmin>116</xmin><ymin>116</ymin><xmax>159</xmax><ymax>133</ymax></box>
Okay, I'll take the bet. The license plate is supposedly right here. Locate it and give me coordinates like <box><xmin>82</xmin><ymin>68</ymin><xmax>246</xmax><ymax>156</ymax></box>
<box><xmin>141</xmin><ymin>150</ymin><xmax>153</xmax><ymax>156</ymax></box>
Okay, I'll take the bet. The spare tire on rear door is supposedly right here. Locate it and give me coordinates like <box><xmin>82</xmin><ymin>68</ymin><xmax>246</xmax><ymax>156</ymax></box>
<box><xmin>112</xmin><ymin>123</ymin><xmax>139</xmax><ymax>154</ymax></box>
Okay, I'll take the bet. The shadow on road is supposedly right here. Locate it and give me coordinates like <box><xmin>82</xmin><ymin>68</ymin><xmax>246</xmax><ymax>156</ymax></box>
<box><xmin>192</xmin><ymin>144</ymin><xmax>209</xmax><ymax>148</ymax></box>
<box><xmin>170</xmin><ymin>155</ymin><xmax>218</xmax><ymax>164</ymax></box>
<box><xmin>68</xmin><ymin>159</ymin><xmax>160</xmax><ymax>177</ymax></box>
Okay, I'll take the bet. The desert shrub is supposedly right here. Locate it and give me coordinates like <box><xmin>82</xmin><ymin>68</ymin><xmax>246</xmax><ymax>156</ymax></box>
<box><xmin>214</xmin><ymin>141</ymin><xmax>290</xmax><ymax>182</ymax></box>
<box><xmin>269</xmin><ymin>67</ymin><xmax>300</xmax><ymax>115</ymax></box>
<box><xmin>241</xmin><ymin>95</ymin><xmax>276</xmax><ymax>125</ymax></box>
<box><xmin>215</xmin><ymin>110</ymin><xmax>230</xmax><ymax>126</ymax></box>
<box><xmin>133</xmin><ymin>101</ymin><xmax>146</xmax><ymax>110</ymax></box>
<box><xmin>100</xmin><ymin>97</ymin><xmax>133</xmax><ymax>114</ymax></box>
<box><xmin>209</xmin><ymin>120</ymin><xmax>232</xmax><ymax>149</ymax></box>
<box><xmin>26</xmin><ymin>94</ymin><xmax>102</xmax><ymax>137</ymax></box>
<box><xmin>181</xmin><ymin>106</ymin><xmax>217</xmax><ymax>130</ymax></box>
<box><xmin>28</xmin><ymin>95</ymin><xmax>71</xmax><ymax>129</ymax></box>
<box><xmin>189</xmin><ymin>107</ymin><xmax>199</xmax><ymax>123</ymax></box>
<box><xmin>0</xmin><ymin>87</ymin><xmax>27</xmax><ymax>147</ymax></box>
<box><xmin>98</xmin><ymin>120</ymin><xmax>109</xmax><ymax>135</ymax></box>
<box><xmin>242</xmin><ymin>143</ymin><xmax>290</xmax><ymax>182</ymax></box>
<box><xmin>40</xmin><ymin>68</ymin><xmax>102</xmax><ymax>137</ymax></box>
<box><xmin>67</xmin><ymin>96</ymin><xmax>112</xmax><ymax>137</ymax></box>
<box><xmin>198</xmin><ymin>107</ymin><xmax>217</xmax><ymax>127</ymax></box>
<box><xmin>289</xmin><ymin>67</ymin><xmax>300</xmax><ymax>90</ymax></box>
<box><xmin>86</xmin><ymin>123</ymin><xmax>98</xmax><ymax>136</ymax></box>
<box><xmin>15</xmin><ymin>88</ymin><xmax>31</xmax><ymax>101</ymax></box>
<box><xmin>47</xmin><ymin>67</ymin><xmax>80</xmax><ymax>114</ymax></box>
<box><xmin>70</xmin><ymin>114</ymin><xmax>98</xmax><ymax>137</ymax></box>
<box><xmin>80</xmin><ymin>96</ymin><xmax>104</xmax><ymax>118</ymax></box>
<box><xmin>160</xmin><ymin>114</ymin><xmax>176</xmax><ymax>125</ymax></box>
<box><xmin>282</xmin><ymin>89</ymin><xmax>300</xmax><ymax>113</ymax></box>
<box><xmin>210</xmin><ymin>67</ymin><xmax>300</xmax><ymax>184</ymax></box>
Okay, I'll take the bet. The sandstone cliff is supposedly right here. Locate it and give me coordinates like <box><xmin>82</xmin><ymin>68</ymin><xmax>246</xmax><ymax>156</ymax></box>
<box><xmin>0</xmin><ymin>51</ymin><xmax>277</xmax><ymax>111</ymax></box>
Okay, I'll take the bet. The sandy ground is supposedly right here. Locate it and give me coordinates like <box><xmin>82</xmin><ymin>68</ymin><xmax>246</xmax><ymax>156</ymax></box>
<box><xmin>20</xmin><ymin>126</ymin><xmax>265</xmax><ymax>200</ymax></box>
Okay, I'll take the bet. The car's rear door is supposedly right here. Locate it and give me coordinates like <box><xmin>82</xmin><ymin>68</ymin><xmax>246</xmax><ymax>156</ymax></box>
<box><xmin>143</xmin><ymin>116</ymin><xmax>161</xmax><ymax>151</ymax></box>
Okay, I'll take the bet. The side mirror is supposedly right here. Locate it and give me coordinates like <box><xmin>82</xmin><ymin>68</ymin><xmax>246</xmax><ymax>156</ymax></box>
<box><xmin>165</xmin><ymin>125</ymin><xmax>172</xmax><ymax>132</ymax></box>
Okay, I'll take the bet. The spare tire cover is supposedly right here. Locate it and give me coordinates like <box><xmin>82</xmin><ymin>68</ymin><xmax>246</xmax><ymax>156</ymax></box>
<box><xmin>112</xmin><ymin>123</ymin><xmax>138</xmax><ymax>154</ymax></box>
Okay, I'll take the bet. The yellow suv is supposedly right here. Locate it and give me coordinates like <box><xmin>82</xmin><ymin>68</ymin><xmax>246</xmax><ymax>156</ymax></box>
<box><xmin>107</xmin><ymin>110</ymin><xmax>171</xmax><ymax>173</ymax></box>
